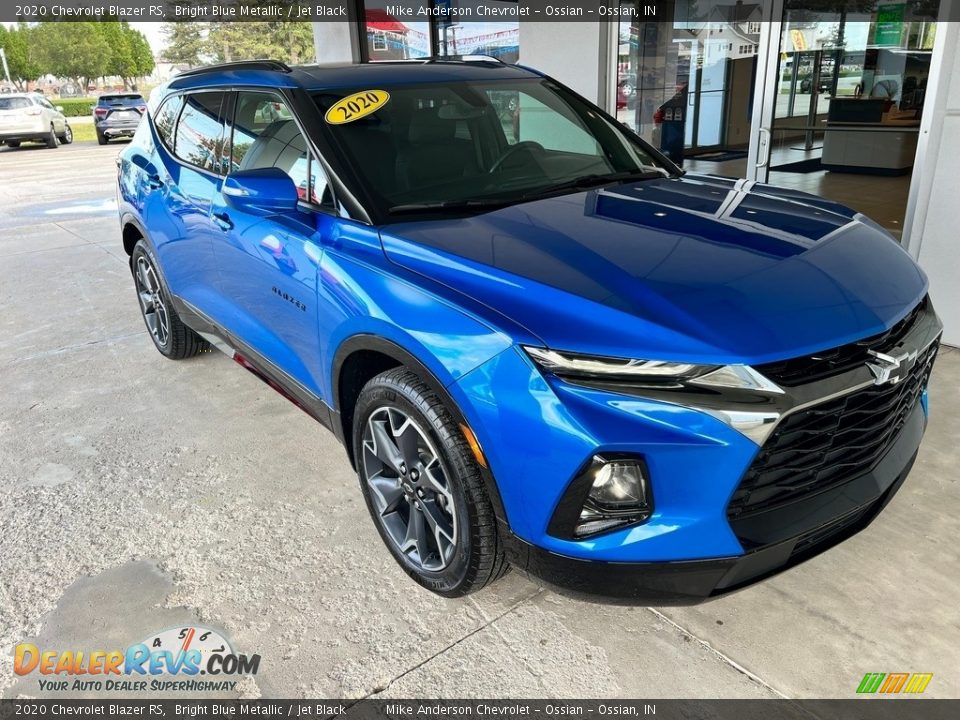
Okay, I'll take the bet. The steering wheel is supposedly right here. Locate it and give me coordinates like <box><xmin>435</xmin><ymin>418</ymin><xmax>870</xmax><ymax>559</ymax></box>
<box><xmin>489</xmin><ymin>141</ymin><xmax>546</xmax><ymax>173</ymax></box>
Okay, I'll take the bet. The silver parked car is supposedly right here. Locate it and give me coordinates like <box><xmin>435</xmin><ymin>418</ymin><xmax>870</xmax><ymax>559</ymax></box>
<box><xmin>0</xmin><ymin>93</ymin><xmax>73</xmax><ymax>149</ymax></box>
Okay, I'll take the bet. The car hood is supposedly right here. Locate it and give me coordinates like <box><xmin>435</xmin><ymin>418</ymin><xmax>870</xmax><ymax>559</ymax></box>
<box><xmin>379</xmin><ymin>174</ymin><xmax>927</xmax><ymax>365</ymax></box>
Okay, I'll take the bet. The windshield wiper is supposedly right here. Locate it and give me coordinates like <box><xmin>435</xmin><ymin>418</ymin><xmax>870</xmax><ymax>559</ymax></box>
<box><xmin>520</xmin><ymin>170</ymin><xmax>665</xmax><ymax>201</ymax></box>
<box><xmin>388</xmin><ymin>198</ymin><xmax>515</xmax><ymax>215</ymax></box>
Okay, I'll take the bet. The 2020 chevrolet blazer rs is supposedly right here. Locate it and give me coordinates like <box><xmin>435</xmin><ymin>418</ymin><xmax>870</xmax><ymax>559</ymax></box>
<box><xmin>116</xmin><ymin>59</ymin><xmax>941</xmax><ymax>602</ymax></box>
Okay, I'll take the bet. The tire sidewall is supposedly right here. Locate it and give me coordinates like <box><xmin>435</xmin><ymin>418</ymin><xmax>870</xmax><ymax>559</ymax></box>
<box><xmin>130</xmin><ymin>241</ymin><xmax>174</xmax><ymax>356</ymax></box>
<box><xmin>353</xmin><ymin>378</ymin><xmax>476</xmax><ymax>595</ymax></box>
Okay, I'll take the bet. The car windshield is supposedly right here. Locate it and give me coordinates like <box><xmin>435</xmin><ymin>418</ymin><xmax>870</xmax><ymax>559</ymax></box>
<box><xmin>313</xmin><ymin>78</ymin><xmax>671</xmax><ymax>218</ymax></box>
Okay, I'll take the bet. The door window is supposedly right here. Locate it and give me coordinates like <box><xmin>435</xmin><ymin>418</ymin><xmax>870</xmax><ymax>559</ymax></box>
<box><xmin>173</xmin><ymin>92</ymin><xmax>229</xmax><ymax>175</ymax></box>
<box><xmin>230</xmin><ymin>91</ymin><xmax>334</xmax><ymax>209</ymax></box>
<box><xmin>154</xmin><ymin>95</ymin><xmax>184</xmax><ymax>151</ymax></box>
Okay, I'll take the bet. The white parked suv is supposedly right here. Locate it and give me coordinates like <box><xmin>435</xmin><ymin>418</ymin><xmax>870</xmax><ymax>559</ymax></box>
<box><xmin>0</xmin><ymin>93</ymin><xmax>73</xmax><ymax>148</ymax></box>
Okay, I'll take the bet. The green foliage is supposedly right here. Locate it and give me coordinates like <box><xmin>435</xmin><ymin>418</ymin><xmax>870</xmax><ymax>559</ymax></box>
<box><xmin>163</xmin><ymin>21</ymin><xmax>205</xmax><ymax>66</ymax></box>
<box><xmin>0</xmin><ymin>22</ymin><xmax>43</xmax><ymax>88</ymax></box>
<box><xmin>160</xmin><ymin>20</ymin><xmax>315</xmax><ymax>67</ymax></box>
<box><xmin>56</xmin><ymin>97</ymin><xmax>98</xmax><ymax>117</ymax></box>
<box><xmin>207</xmin><ymin>22</ymin><xmax>314</xmax><ymax>65</ymax></box>
<box><xmin>33</xmin><ymin>22</ymin><xmax>111</xmax><ymax>88</ymax></box>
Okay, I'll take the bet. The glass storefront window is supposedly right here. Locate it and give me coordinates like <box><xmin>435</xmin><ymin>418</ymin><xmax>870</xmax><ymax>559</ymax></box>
<box><xmin>363</xmin><ymin>0</ymin><xmax>430</xmax><ymax>61</ymax></box>
<box><xmin>435</xmin><ymin>2</ymin><xmax>520</xmax><ymax>62</ymax></box>
<box><xmin>361</xmin><ymin>1</ymin><xmax>520</xmax><ymax>63</ymax></box>
<box><xmin>616</xmin><ymin>3</ymin><xmax>762</xmax><ymax>164</ymax></box>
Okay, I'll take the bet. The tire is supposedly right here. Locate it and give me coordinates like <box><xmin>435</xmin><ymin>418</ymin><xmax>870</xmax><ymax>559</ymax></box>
<box><xmin>46</xmin><ymin>124</ymin><xmax>58</xmax><ymax>149</ymax></box>
<box><xmin>60</xmin><ymin>123</ymin><xmax>73</xmax><ymax>144</ymax></box>
<box><xmin>353</xmin><ymin>368</ymin><xmax>508</xmax><ymax>597</ymax></box>
<box><xmin>97</xmin><ymin>130</ymin><xmax>108</xmax><ymax>145</ymax></box>
<box><xmin>6</xmin><ymin>141</ymin><xmax>20</xmax><ymax>148</ymax></box>
<box><xmin>130</xmin><ymin>240</ymin><xmax>209</xmax><ymax>359</ymax></box>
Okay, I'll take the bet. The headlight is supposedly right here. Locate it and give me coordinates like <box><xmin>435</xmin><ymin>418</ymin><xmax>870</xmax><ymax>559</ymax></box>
<box><xmin>523</xmin><ymin>346</ymin><xmax>715</xmax><ymax>385</ymax></box>
<box><xmin>522</xmin><ymin>346</ymin><xmax>782</xmax><ymax>393</ymax></box>
<box><xmin>523</xmin><ymin>346</ymin><xmax>784</xmax><ymax>445</ymax></box>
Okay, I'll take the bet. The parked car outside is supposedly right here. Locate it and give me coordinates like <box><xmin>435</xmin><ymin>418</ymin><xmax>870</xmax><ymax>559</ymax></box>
<box><xmin>0</xmin><ymin>93</ymin><xmax>73</xmax><ymax>148</ymax></box>
<box><xmin>94</xmin><ymin>93</ymin><xmax>147</xmax><ymax>145</ymax></box>
<box><xmin>117</xmin><ymin>60</ymin><xmax>941</xmax><ymax>603</ymax></box>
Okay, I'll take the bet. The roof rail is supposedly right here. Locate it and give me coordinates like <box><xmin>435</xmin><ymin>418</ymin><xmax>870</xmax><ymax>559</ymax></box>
<box><xmin>422</xmin><ymin>55</ymin><xmax>507</xmax><ymax>64</ymax></box>
<box><xmin>176</xmin><ymin>60</ymin><xmax>292</xmax><ymax>78</ymax></box>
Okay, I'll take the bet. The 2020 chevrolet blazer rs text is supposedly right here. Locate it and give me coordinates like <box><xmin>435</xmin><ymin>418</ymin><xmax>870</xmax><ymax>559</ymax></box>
<box><xmin>116</xmin><ymin>59</ymin><xmax>942</xmax><ymax>602</ymax></box>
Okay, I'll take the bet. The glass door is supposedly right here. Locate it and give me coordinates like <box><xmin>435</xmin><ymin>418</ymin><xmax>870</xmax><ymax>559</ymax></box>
<box><xmin>615</xmin><ymin>0</ymin><xmax>776</xmax><ymax>179</ymax></box>
<box><xmin>749</xmin><ymin>0</ymin><xmax>942</xmax><ymax>240</ymax></box>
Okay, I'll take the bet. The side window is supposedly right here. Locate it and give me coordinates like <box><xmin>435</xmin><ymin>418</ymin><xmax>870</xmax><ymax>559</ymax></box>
<box><xmin>230</xmin><ymin>91</ymin><xmax>334</xmax><ymax>209</ymax></box>
<box><xmin>154</xmin><ymin>95</ymin><xmax>183</xmax><ymax>151</ymax></box>
<box><xmin>174</xmin><ymin>92</ymin><xmax>229</xmax><ymax>175</ymax></box>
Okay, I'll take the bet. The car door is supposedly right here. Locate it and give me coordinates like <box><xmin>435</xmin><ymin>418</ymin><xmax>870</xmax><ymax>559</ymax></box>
<box><xmin>209</xmin><ymin>90</ymin><xmax>337</xmax><ymax>398</ymax></box>
<box><xmin>36</xmin><ymin>96</ymin><xmax>65</xmax><ymax>134</ymax></box>
<box><xmin>145</xmin><ymin>91</ymin><xmax>229</xmax><ymax>313</ymax></box>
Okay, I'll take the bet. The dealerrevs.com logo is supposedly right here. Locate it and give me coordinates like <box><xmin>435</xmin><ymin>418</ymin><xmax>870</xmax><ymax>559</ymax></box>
<box><xmin>14</xmin><ymin>626</ymin><xmax>260</xmax><ymax>693</ymax></box>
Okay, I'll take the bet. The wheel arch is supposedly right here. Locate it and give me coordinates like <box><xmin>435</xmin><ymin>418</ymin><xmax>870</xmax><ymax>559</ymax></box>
<box><xmin>121</xmin><ymin>213</ymin><xmax>150</xmax><ymax>256</ymax></box>
<box><xmin>332</xmin><ymin>334</ymin><xmax>509</xmax><ymax>525</ymax></box>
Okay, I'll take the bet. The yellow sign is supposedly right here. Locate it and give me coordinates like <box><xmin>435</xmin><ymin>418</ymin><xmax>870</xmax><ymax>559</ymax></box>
<box><xmin>790</xmin><ymin>29</ymin><xmax>807</xmax><ymax>52</ymax></box>
<box><xmin>325</xmin><ymin>90</ymin><xmax>390</xmax><ymax>125</ymax></box>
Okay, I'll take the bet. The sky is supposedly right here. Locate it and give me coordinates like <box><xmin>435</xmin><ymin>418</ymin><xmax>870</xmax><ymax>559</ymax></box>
<box><xmin>132</xmin><ymin>23</ymin><xmax>167</xmax><ymax>55</ymax></box>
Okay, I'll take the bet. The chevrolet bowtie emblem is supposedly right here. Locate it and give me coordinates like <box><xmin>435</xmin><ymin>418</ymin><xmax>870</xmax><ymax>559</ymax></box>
<box><xmin>866</xmin><ymin>348</ymin><xmax>918</xmax><ymax>386</ymax></box>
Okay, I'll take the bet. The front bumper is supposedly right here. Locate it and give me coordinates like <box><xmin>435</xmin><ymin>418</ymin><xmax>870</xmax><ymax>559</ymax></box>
<box><xmin>452</xmin><ymin>299</ymin><xmax>939</xmax><ymax>602</ymax></box>
<box><xmin>503</xmin><ymin>402</ymin><xmax>924</xmax><ymax>603</ymax></box>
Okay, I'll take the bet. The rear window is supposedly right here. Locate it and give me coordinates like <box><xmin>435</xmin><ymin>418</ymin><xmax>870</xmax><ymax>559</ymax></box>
<box><xmin>98</xmin><ymin>95</ymin><xmax>144</xmax><ymax>106</ymax></box>
<box><xmin>0</xmin><ymin>98</ymin><xmax>32</xmax><ymax>110</ymax></box>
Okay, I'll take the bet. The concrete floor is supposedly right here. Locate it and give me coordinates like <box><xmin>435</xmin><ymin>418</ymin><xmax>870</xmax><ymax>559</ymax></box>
<box><xmin>1</xmin><ymin>141</ymin><xmax>958</xmax><ymax>699</ymax></box>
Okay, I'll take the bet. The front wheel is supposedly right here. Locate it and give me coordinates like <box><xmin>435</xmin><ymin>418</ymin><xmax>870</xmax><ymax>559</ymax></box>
<box><xmin>60</xmin><ymin>123</ymin><xmax>73</xmax><ymax>144</ymax></box>
<box><xmin>353</xmin><ymin>368</ymin><xmax>508</xmax><ymax>597</ymax></box>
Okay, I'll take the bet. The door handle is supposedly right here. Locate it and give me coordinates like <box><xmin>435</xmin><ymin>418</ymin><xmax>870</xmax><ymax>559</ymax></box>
<box><xmin>756</xmin><ymin>127</ymin><xmax>771</xmax><ymax>169</ymax></box>
<box><xmin>145</xmin><ymin>173</ymin><xmax>163</xmax><ymax>190</ymax></box>
<box><xmin>212</xmin><ymin>211</ymin><xmax>234</xmax><ymax>231</ymax></box>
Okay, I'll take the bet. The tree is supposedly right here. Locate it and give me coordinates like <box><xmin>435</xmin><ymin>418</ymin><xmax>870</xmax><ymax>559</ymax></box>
<box><xmin>162</xmin><ymin>22</ymin><xmax>206</xmax><ymax>67</ymax></box>
<box><xmin>127</xmin><ymin>28</ymin><xmax>155</xmax><ymax>83</ymax></box>
<box><xmin>206</xmin><ymin>21</ymin><xmax>315</xmax><ymax>64</ymax></box>
<box><xmin>0</xmin><ymin>23</ymin><xmax>42</xmax><ymax>89</ymax></box>
<box><xmin>34</xmin><ymin>22</ymin><xmax>110</xmax><ymax>90</ymax></box>
<box><xmin>96</xmin><ymin>22</ymin><xmax>155</xmax><ymax>88</ymax></box>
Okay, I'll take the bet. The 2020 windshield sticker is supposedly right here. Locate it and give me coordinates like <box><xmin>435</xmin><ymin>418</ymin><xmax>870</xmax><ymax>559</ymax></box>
<box><xmin>325</xmin><ymin>90</ymin><xmax>390</xmax><ymax>125</ymax></box>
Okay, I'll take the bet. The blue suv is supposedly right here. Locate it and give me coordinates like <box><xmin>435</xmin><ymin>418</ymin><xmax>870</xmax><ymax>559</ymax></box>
<box><xmin>117</xmin><ymin>59</ymin><xmax>941</xmax><ymax>602</ymax></box>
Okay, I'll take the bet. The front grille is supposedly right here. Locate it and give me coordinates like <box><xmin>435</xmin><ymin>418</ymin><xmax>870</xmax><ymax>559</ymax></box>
<box><xmin>728</xmin><ymin>339</ymin><xmax>939</xmax><ymax>520</ymax></box>
<box><xmin>755</xmin><ymin>298</ymin><xmax>928</xmax><ymax>387</ymax></box>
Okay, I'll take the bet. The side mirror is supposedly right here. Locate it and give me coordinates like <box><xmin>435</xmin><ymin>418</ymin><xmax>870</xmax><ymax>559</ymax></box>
<box><xmin>222</xmin><ymin>168</ymin><xmax>299</xmax><ymax>215</ymax></box>
<box><xmin>56</xmin><ymin>105</ymin><xmax>64</xmax><ymax>112</ymax></box>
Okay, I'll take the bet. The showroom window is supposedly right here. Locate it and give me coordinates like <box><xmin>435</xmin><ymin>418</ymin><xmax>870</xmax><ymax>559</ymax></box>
<box><xmin>173</xmin><ymin>92</ymin><xmax>229</xmax><ymax>175</ymax></box>
<box><xmin>359</xmin><ymin>0</ymin><xmax>520</xmax><ymax>62</ymax></box>
<box><xmin>362</xmin><ymin>0</ymin><xmax>430</xmax><ymax>61</ymax></box>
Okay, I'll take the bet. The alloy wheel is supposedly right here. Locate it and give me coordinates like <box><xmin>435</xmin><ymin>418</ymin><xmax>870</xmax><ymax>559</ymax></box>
<box><xmin>362</xmin><ymin>406</ymin><xmax>458</xmax><ymax>571</ymax></box>
<box><xmin>63</xmin><ymin>124</ymin><xmax>73</xmax><ymax>143</ymax></box>
<box><xmin>134</xmin><ymin>255</ymin><xmax>170</xmax><ymax>347</ymax></box>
